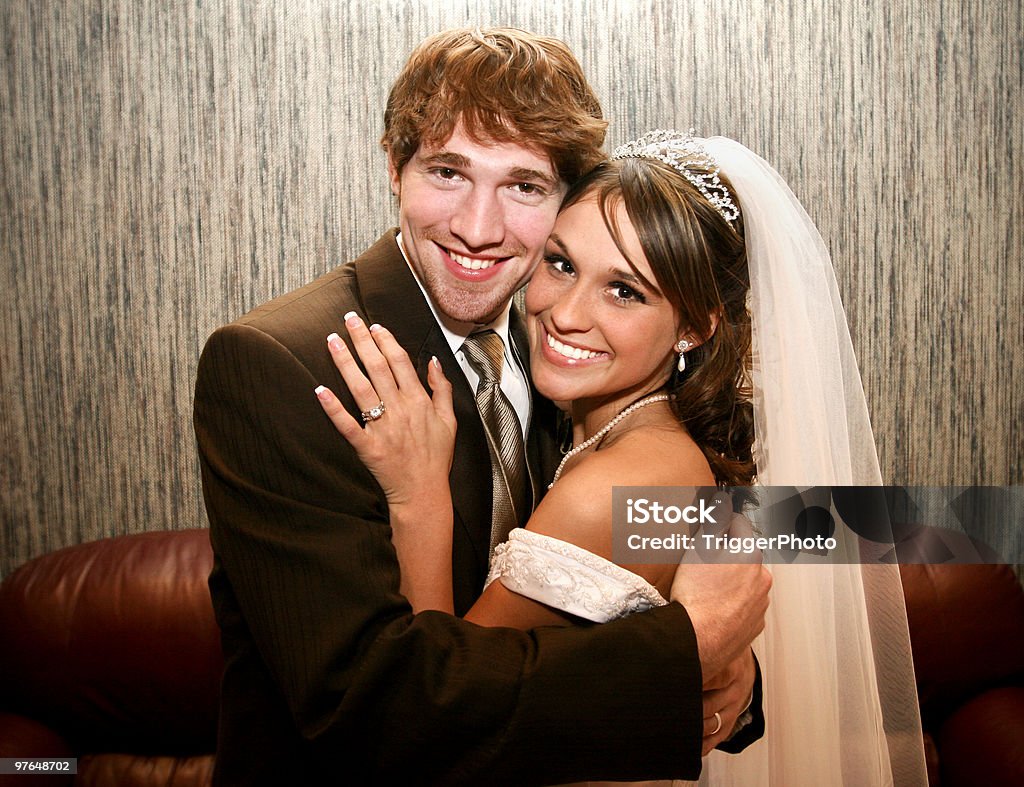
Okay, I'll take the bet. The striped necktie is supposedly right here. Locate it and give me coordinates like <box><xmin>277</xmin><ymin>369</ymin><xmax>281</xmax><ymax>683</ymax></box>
<box><xmin>461</xmin><ymin>330</ymin><xmax>529</xmax><ymax>555</ymax></box>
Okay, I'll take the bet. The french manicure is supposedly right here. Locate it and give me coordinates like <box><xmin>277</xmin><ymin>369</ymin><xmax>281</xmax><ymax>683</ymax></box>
<box><xmin>369</xmin><ymin>323</ymin><xmax>382</xmax><ymax>333</ymax></box>
<box><xmin>327</xmin><ymin>332</ymin><xmax>343</xmax><ymax>351</ymax></box>
<box><xmin>343</xmin><ymin>311</ymin><xmax>361</xmax><ymax>327</ymax></box>
<box><xmin>315</xmin><ymin>385</ymin><xmax>330</xmax><ymax>400</ymax></box>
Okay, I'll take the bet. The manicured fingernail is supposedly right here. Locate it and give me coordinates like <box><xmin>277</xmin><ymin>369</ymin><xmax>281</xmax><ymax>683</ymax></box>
<box><xmin>327</xmin><ymin>332</ymin><xmax>342</xmax><ymax>351</ymax></box>
<box><xmin>369</xmin><ymin>323</ymin><xmax>382</xmax><ymax>333</ymax></box>
<box><xmin>315</xmin><ymin>385</ymin><xmax>330</xmax><ymax>400</ymax></box>
<box><xmin>343</xmin><ymin>311</ymin><xmax>360</xmax><ymax>327</ymax></box>
<box><xmin>431</xmin><ymin>355</ymin><xmax>441</xmax><ymax>369</ymax></box>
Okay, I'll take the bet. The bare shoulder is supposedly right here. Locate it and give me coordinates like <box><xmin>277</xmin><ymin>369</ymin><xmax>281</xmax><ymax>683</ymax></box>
<box><xmin>527</xmin><ymin>424</ymin><xmax>713</xmax><ymax>568</ymax></box>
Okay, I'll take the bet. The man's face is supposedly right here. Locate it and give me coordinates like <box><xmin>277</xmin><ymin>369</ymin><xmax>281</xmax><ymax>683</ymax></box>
<box><xmin>389</xmin><ymin>121</ymin><xmax>565</xmax><ymax>326</ymax></box>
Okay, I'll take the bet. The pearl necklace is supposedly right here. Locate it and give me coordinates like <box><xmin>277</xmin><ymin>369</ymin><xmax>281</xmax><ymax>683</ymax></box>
<box><xmin>548</xmin><ymin>393</ymin><xmax>671</xmax><ymax>488</ymax></box>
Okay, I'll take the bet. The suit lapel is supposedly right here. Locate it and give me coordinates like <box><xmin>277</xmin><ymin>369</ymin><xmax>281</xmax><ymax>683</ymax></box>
<box><xmin>356</xmin><ymin>236</ymin><xmax>493</xmax><ymax>605</ymax></box>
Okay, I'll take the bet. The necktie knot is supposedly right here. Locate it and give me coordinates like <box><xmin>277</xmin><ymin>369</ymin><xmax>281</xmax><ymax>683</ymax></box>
<box><xmin>462</xmin><ymin>330</ymin><xmax>505</xmax><ymax>386</ymax></box>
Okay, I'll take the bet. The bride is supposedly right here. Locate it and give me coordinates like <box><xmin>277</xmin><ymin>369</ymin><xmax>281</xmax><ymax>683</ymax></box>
<box><xmin>316</xmin><ymin>131</ymin><xmax>927</xmax><ymax>785</ymax></box>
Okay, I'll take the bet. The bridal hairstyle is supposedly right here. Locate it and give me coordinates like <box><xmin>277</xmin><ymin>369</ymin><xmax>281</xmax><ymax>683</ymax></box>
<box><xmin>381</xmin><ymin>27</ymin><xmax>608</xmax><ymax>184</ymax></box>
<box><xmin>562</xmin><ymin>159</ymin><xmax>756</xmax><ymax>486</ymax></box>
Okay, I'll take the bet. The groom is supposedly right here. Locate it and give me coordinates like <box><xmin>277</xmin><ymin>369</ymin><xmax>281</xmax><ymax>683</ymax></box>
<box><xmin>194</xmin><ymin>27</ymin><xmax>768</xmax><ymax>785</ymax></box>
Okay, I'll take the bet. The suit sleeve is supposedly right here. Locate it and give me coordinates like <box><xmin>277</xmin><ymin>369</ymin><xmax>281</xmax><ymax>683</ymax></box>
<box><xmin>195</xmin><ymin>323</ymin><xmax>708</xmax><ymax>783</ymax></box>
<box><xmin>718</xmin><ymin>658</ymin><xmax>765</xmax><ymax>753</ymax></box>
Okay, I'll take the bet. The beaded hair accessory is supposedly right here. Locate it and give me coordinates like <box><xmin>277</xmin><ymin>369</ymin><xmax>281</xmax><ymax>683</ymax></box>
<box><xmin>611</xmin><ymin>129</ymin><xmax>740</xmax><ymax>226</ymax></box>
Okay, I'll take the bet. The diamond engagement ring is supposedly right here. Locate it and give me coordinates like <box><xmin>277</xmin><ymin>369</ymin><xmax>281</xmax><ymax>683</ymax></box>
<box><xmin>360</xmin><ymin>401</ymin><xmax>386</xmax><ymax>422</ymax></box>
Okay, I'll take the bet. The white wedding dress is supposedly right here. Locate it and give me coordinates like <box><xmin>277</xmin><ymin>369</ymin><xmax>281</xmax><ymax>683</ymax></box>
<box><xmin>488</xmin><ymin>528</ymin><xmax>668</xmax><ymax>623</ymax></box>
<box><xmin>487</xmin><ymin>524</ymin><xmax>921</xmax><ymax>787</ymax></box>
<box><xmin>484</xmin><ymin>136</ymin><xmax>927</xmax><ymax>786</ymax></box>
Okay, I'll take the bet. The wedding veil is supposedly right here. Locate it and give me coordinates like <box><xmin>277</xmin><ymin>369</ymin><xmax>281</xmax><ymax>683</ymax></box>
<box><xmin>698</xmin><ymin>138</ymin><xmax>928</xmax><ymax>786</ymax></box>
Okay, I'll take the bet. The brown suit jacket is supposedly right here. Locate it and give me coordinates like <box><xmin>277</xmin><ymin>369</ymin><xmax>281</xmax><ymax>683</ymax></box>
<box><xmin>194</xmin><ymin>233</ymin><xmax>730</xmax><ymax>785</ymax></box>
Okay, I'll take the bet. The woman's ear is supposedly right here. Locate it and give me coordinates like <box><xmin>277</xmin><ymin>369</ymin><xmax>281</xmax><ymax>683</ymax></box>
<box><xmin>675</xmin><ymin>311</ymin><xmax>720</xmax><ymax>353</ymax></box>
<box><xmin>674</xmin><ymin>312</ymin><xmax>721</xmax><ymax>373</ymax></box>
<box><xmin>674</xmin><ymin>336</ymin><xmax>695</xmax><ymax>374</ymax></box>
<box><xmin>703</xmin><ymin>310</ymin><xmax>721</xmax><ymax>342</ymax></box>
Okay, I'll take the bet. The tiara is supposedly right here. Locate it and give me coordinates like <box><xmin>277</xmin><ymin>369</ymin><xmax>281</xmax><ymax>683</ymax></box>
<box><xmin>611</xmin><ymin>129</ymin><xmax>740</xmax><ymax>226</ymax></box>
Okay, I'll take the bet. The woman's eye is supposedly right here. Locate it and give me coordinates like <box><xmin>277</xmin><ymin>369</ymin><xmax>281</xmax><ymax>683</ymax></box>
<box><xmin>544</xmin><ymin>255</ymin><xmax>574</xmax><ymax>276</ymax></box>
<box><xmin>610</xmin><ymin>283</ymin><xmax>646</xmax><ymax>304</ymax></box>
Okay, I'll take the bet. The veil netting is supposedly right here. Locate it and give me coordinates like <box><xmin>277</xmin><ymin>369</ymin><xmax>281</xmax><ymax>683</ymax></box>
<box><xmin>693</xmin><ymin>137</ymin><xmax>927</xmax><ymax>786</ymax></box>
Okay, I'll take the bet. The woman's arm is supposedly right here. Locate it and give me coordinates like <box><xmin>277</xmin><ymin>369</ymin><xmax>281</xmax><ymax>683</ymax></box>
<box><xmin>315</xmin><ymin>322</ymin><xmax>763</xmax><ymax>754</ymax></box>
<box><xmin>314</xmin><ymin>315</ymin><xmax>707</xmax><ymax>631</ymax></box>
<box><xmin>316</xmin><ymin>314</ymin><xmax>456</xmax><ymax>613</ymax></box>
<box><xmin>464</xmin><ymin>435</ymin><xmax>704</xmax><ymax>629</ymax></box>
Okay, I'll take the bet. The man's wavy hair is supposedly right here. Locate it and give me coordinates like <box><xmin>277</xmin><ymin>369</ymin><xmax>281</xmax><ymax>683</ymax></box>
<box><xmin>382</xmin><ymin>28</ymin><xmax>607</xmax><ymax>184</ymax></box>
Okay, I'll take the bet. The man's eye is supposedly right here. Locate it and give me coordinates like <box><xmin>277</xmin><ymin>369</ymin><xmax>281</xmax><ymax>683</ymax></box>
<box><xmin>514</xmin><ymin>182</ymin><xmax>542</xmax><ymax>195</ymax></box>
<box><xmin>427</xmin><ymin>167</ymin><xmax>461</xmax><ymax>182</ymax></box>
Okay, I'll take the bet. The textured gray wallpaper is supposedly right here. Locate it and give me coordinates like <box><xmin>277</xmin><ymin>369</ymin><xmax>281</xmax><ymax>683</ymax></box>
<box><xmin>2</xmin><ymin>0</ymin><xmax>1021</xmax><ymax>576</ymax></box>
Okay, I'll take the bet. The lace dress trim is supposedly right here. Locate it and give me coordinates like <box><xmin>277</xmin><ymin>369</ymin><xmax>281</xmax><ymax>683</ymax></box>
<box><xmin>484</xmin><ymin>528</ymin><xmax>668</xmax><ymax>623</ymax></box>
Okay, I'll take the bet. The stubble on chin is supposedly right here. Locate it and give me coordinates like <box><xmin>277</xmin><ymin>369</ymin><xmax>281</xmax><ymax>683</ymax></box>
<box><xmin>429</xmin><ymin>279</ymin><xmax>517</xmax><ymax>325</ymax></box>
<box><xmin>421</xmin><ymin>261</ymin><xmax>526</xmax><ymax>326</ymax></box>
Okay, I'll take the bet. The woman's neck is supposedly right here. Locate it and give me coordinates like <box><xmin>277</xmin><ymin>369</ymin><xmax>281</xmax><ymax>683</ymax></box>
<box><xmin>569</xmin><ymin>386</ymin><xmax>671</xmax><ymax>445</ymax></box>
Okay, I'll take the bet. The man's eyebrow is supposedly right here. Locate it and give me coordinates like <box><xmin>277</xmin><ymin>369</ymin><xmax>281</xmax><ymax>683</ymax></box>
<box><xmin>509</xmin><ymin>166</ymin><xmax>558</xmax><ymax>189</ymax></box>
<box><xmin>419</xmin><ymin>154</ymin><xmax>557</xmax><ymax>189</ymax></box>
<box><xmin>420</xmin><ymin>151</ymin><xmax>471</xmax><ymax>168</ymax></box>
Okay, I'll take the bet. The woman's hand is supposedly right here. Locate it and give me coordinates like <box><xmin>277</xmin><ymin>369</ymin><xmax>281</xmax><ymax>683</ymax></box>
<box><xmin>315</xmin><ymin>312</ymin><xmax>457</xmax><ymax>507</ymax></box>
<box><xmin>315</xmin><ymin>311</ymin><xmax>457</xmax><ymax>613</ymax></box>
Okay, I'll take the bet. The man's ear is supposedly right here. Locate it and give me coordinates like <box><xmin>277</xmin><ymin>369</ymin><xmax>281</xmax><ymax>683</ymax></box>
<box><xmin>387</xmin><ymin>156</ymin><xmax>401</xmax><ymax>198</ymax></box>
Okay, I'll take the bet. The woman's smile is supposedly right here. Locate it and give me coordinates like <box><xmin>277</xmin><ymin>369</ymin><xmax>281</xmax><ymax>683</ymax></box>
<box><xmin>525</xmin><ymin>196</ymin><xmax>680</xmax><ymax>425</ymax></box>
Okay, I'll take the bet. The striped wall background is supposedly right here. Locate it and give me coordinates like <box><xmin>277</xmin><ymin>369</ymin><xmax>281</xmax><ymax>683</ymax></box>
<box><xmin>2</xmin><ymin>0</ymin><xmax>1021</xmax><ymax>575</ymax></box>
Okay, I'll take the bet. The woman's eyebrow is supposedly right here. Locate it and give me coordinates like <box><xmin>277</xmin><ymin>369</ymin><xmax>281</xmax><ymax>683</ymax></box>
<box><xmin>547</xmin><ymin>232</ymin><xmax>570</xmax><ymax>254</ymax></box>
<box><xmin>609</xmin><ymin>267</ymin><xmax>642</xmax><ymax>284</ymax></box>
<box><xmin>610</xmin><ymin>266</ymin><xmax>663</xmax><ymax>297</ymax></box>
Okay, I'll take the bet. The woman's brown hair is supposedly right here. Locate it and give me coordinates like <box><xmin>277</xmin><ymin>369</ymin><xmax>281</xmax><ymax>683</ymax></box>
<box><xmin>562</xmin><ymin>157</ymin><xmax>756</xmax><ymax>486</ymax></box>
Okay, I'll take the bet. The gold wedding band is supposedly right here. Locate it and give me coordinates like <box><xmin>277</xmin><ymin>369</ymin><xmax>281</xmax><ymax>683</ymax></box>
<box><xmin>360</xmin><ymin>401</ymin><xmax>386</xmax><ymax>422</ymax></box>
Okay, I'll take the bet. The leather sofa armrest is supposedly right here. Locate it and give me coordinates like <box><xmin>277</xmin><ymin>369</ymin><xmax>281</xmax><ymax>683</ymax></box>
<box><xmin>0</xmin><ymin>529</ymin><xmax>222</xmax><ymax>752</ymax></box>
<box><xmin>901</xmin><ymin>564</ymin><xmax>1024</xmax><ymax>716</ymax></box>
<box><xmin>937</xmin><ymin>686</ymin><xmax>1024</xmax><ymax>786</ymax></box>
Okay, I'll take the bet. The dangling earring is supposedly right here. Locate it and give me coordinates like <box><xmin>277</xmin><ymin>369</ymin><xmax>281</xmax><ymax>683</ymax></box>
<box><xmin>675</xmin><ymin>339</ymin><xmax>692</xmax><ymax>373</ymax></box>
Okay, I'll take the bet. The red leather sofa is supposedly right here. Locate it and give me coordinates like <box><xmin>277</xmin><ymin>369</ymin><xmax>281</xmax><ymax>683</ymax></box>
<box><xmin>1</xmin><ymin>529</ymin><xmax>1021</xmax><ymax>785</ymax></box>
<box><xmin>0</xmin><ymin>530</ymin><xmax>220</xmax><ymax>786</ymax></box>
<box><xmin>900</xmin><ymin>563</ymin><xmax>1024</xmax><ymax>784</ymax></box>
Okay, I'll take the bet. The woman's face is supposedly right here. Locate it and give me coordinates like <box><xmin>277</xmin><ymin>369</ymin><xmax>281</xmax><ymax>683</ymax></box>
<box><xmin>525</xmin><ymin>196</ymin><xmax>682</xmax><ymax>419</ymax></box>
